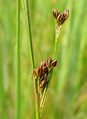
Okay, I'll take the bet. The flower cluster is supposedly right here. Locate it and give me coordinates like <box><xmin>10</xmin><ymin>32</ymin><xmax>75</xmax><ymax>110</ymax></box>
<box><xmin>33</xmin><ymin>58</ymin><xmax>57</xmax><ymax>92</ymax></box>
<box><xmin>53</xmin><ymin>9</ymin><xmax>69</xmax><ymax>26</ymax></box>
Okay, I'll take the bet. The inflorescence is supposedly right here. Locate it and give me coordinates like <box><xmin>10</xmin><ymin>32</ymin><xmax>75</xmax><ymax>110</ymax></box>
<box><xmin>33</xmin><ymin>58</ymin><xmax>57</xmax><ymax>92</ymax></box>
<box><xmin>53</xmin><ymin>9</ymin><xmax>69</xmax><ymax>26</ymax></box>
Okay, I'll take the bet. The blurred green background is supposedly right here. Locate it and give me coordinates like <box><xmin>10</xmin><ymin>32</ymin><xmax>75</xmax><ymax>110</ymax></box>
<box><xmin>0</xmin><ymin>0</ymin><xmax>87</xmax><ymax>119</ymax></box>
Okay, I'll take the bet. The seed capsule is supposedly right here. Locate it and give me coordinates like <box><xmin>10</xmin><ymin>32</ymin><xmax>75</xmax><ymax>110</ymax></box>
<box><xmin>53</xmin><ymin>9</ymin><xmax>69</xmax><ymax>26</ymax></box>
<box><xmin>51</xmin><ymin>60</ymin><xmax>57</xmax><ymax>67</ymax></box>
<box><xmin>53</xmin><ymin>9</ymin><xmax>60</xmax><ymax>19</ymax></box>
<box><xmin>47</xmin><ymin>58</ymin><xmax>52</xmax><ymax>67</ymax></box>
<box><xmin>63</xmin><ymin>9</ymin><xmax>69</xmax><ymax>20</ymax></box>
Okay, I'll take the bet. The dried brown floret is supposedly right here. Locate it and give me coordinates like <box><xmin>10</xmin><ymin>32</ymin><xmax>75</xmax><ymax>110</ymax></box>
<box><xmin>51</xmin><ymin>60</ymin><xmax>57</xmax><ymax>67</ymax></box>
<box><xmin>53</xmin><ymin>9</ymin><xmax>60</xmax><ymax>19</ymax></box>
<box><xmin>53</xmin><ymin>9</ymin><xmax>69</xmax><ymax>26</ymax></box>
<box><xmin>32</xmin><ymin>58</ymin><xmax>57</xmax><ymax>91</ymax></box>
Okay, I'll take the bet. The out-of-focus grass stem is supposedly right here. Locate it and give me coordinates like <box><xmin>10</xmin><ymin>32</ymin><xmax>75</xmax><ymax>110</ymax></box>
<box><xmin>0</xmin><ymin>34</ymin><xmax>5</xmax><ymax>119</ymax></box>
<box><xmin>16</xmin><ymin>0</ymin><xmax>21</xmax><ymax>119</ymax></box>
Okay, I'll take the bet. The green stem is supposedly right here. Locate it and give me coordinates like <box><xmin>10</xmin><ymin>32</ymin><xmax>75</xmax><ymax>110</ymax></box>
<box><xmin>16</xmin><ymin>0</ymin><xmax>21</xmax><ymax>119</ymax></box>
<box><xmin>34</xmin><ymin>79</ymin><xmax>40</xmax><ymax>119</ymax></box>
<box><xmin>40</xmin><ymin>70</ymin><xmax>52</xmax><ymax>116</ymax></box>
<box><xmin>25</xmin><ymin>1</ymin><xmax>40</xmax><ymax>119</ymax></box>
<box><xmin>40</xmin><ymin>88</ymin><xmax>47</xmax><ymax>117</ymax></box>
<box><xmin>53</xmin><ymin>25</ymin><xmax>61</xmax><ymax>59</ymax></box>
<box><xmin>33</xmin><ymin>76</ymin><xmax>40</xmax><ymax>119</ymax></box>
<box><xmin>40</xmin><ymin>25</ymin><xmax>61</xmax><ymax>117</ymax></box>
<box><xmin>0</xmin><ymin>35</ymin><xmax>5</xmax><ymax>119</ymax></box>
<box><xmin>26</xmin><ymin>0</ymin><xmax>35</xmax><ymax>69</ymax></box>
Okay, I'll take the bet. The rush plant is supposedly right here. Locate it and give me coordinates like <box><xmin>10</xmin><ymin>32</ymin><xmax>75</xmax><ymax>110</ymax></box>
<box><xmin>32</xmin><ymin>9</ymin><xmax>69</xmax><ymax>119</ymax></box>
<box><xmin>25</xmin><ymin>1</ymin><xmax>69</xmax><ymax>119</ymax></box>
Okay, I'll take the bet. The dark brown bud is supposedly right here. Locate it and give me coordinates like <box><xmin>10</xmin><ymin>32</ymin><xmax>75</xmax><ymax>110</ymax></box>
<box><xmin>40</xmin><ymin>74</ymin><xmax>47</xmax><ymax>82</ymax></box>
<box><xmin>33</xmin><ymin>68</ymin><xmax>38</xmax><ymax>77</ymax></box>
<box><xmin>47</xmin><ymin>58</ymin><xmax>53</xmax><ymax>67</ymax></box>
<box><xmin>41</xmin><ymin>61</ymin><xmax>46</xmax><ymax>67</ymax></box>
<box><xmin>43</xmin><ymin>66</ymin><xmax>48</xmax><ymax>74</ymax></box>
<box><xmin>63</xmin><ymin>9</ymin><xmax>69</xmax><ymax>20</ymax></box>
<box><xmin>57</xmin><ymin>13</ymin><xmax>64</xmax><ymax>26</ymax></box>
<box><xmin>51</xmin><ymin>60</ymin><xmax>57</xmax><ymax>67</ymax></box>
<box><xmin>53</xmin><ymin>9</ymin><xmax>60</xmax><ymax>19</ymax></box>
<box><xmin>53</xmin><ymin>9</ymin><xmax>69</xmax><ymax>26</ymax></box>
<box><xmin>40</xmin><ymin>75</ymin><xmax>48</xmax><ymax>90</ymax></box>
<box><xmin>37</xmin><ymin>66</ymin><xmax>43</xmax><ymax>77</ymax></box>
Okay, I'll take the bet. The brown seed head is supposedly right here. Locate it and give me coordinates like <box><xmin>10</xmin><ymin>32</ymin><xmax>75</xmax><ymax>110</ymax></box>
<box><xmin>57</xmin><ymin>13</ymin><xmax>64</xmax><ymax>26</ymax></box>
<box><xmin>40</xmin><ymin>75</ymin><xmax>48</xmax><ymax>91</ymax></box>
<box><xmin>63</xmin><ymin>9</ymin><xmax>69</xmax><ymax>20</ymax></box>
<box><xmin>43</xmin><ymin>66</ymin><xmax>48</xmax><ymax>74</ymax></box>
<box><xmin>51</xmin><ymin>60</ymin><xmax>57</xmax><ymax>67</ymax></box>
<box><xmin>53</xmin><ymin>9</ymin><xmax>60</xmax><ymax>19</ymax></box>
<box><xmin>47</xmin><ymin>58</ymin><xmax>53</xmax><ymax>67</ymax></box>
<box><xmin>53</xmin><ymin>9</ymin><xmax>69</xmax><ymax>26</ymax></box>
<box><xmin>37</xmin><ymin>66</ymin><xmax>43</xmax><ymax>77</ymax></box>
<box><xmin>33</xmin><ymin>68</ymin><xmax>38</xmax><ymax>77</ymax></box>
<box><xmin>41</xmin><ymin>61</ymin><xmax>46</xmax><ymax>67</ymax></box>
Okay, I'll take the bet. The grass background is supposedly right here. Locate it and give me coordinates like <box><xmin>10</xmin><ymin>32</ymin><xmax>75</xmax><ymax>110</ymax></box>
<box><xmin>0</xmin><ymin>0</ymin><xmax>87</xmax><ymax>119</ymax></box>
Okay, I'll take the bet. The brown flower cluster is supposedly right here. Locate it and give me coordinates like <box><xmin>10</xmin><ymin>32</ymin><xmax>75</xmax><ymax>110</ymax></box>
<box><xmin>33</xmin><ymin>58</ymin><xmax>57</xmax><ymax>92</ymax></box>
<box><xmin>53</xmin><ymin>9</ymin><xmax>69</xmax><ymax>26</ymax></box>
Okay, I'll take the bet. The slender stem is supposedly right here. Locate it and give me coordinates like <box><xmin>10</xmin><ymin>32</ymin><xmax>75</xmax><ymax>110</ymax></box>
<box><xmin>0</xmin><ymin>36</ymin><xmax>5</xmax><ymax>119</ymax></box>
<box><xmin>33</xmin><ymin>79</ymin><xmax>40</xmax><ymax>119</ymax></box>
<box><xmin>40</xmin><ymin>88</ymin><xmax>47</xmax><ymax>117</ymax></box>
<box><xmin>16</xmin><ymin>0</ymin><xmax>21</xmax><ymax>119</ymax></box>
<box><xmin>40</xmin><ymin>25</ymin><xmax>61</xmax><ymax>117</ymax></box>
<box><xmin>33</xmin><ymin>76</ymin><xmax>40</xmax><ymax>119</ymax></box>
<box><xmin>40</xmin><ymin>70</ymin><xmax>52</xmax><ymax>116</ymax></box>
<box><xmin>34</xmin><ymin>79</ymin><xmax>40</xmax><ymax>119</ymax></box>
<box><xmin>53</xmin><ymin>25</ymin><xmax>61</xmax><ymax>59</ymax></box>
<box><xmin>25</xmin><ymin>1</ymin><xmax>40</xmax><ymax>119</ymax></box>
<box><xmin>26</xmin><ymin>0</ymin><xmax>35</xmax><ymax>69</ymax></box>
